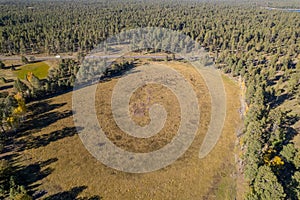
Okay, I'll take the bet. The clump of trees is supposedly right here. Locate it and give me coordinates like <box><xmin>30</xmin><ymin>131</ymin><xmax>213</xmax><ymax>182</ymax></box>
<box><xmin>228</xmin><ymin>47</ymin><xmax>300</xmax><ymax>199</ymax></box>
<box><xmin>46</xmin><ymin>59</ymin><xmax>79</xmax><ymax>92</ymax></box>
<box><xmin>0</xmin><ymin>92</ymin><xmax>26</xmax><ymax>133</ymax></box>
<box><xmin>11</xmin><ymin>58</ymin><xmax>135</xmax><ymax>101</ymax></box>
<box><xmin>0</xmin><ymin>91</ymin><xmax>31</xmax><ymax>199</ymax></box>
<box><xmin>242</xmin><ymin>81</ymin><xmax>300</xmax><ymax>199</ymax></box>
<box><xmin>0</xmin><ymin>160</ymin><xmax>32</xmax><ymax>200</ymax></box>
<box><xmin>51</xmin><ymin>58</ymin><xmax>135</xmax><ymax>90</ymax></box>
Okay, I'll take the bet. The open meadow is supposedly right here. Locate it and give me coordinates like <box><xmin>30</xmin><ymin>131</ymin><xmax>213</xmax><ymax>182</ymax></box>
<box><xmin>4</xmin><ymin>60</ymin><xmax>243</xmax><ymax>199</ymax></box>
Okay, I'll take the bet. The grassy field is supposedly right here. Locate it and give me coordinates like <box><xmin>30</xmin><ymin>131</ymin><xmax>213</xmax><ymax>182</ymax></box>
<box><xmin>12</xmin><ymin>61</ymin><xmax>242</xmax><ymax>199</ymax></box>
<box><xmin>15</xmin><ymin>62</ymin><xmax>50</xmax><ymax>79</ymax></box>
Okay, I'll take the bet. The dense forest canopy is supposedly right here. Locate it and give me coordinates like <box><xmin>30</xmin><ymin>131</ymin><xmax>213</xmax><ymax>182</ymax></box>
<box><xmin>0</xmin><ymin>0</ymin><xmax>299</xmax><ymax>199</ymax></box>
<box><xmin>0</xmin><ymin>0</ymin><xmax>299</xmax><ymax>55</ymax></box>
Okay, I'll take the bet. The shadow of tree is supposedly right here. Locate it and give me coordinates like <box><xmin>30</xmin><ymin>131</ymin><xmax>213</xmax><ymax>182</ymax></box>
<box><xmin>0</xmin><ymin>84</ymin><xmax>13</xmax><ymax>90</ymax></box>
<box><xmin>2</xmin><ymin>101</ymin><xmax>72</xmax><ymax>150</ymax></box>
<box><xmin>45</xmin><ymin>186</ymin><xmax>102</xmax><ymax>200</ymax></box>
<box><xmin>1</xmin><ymin>100</ymin><xmax>73</xmax><ymax>165</ymax></box>
<box><xmin>28</xmin><ymin>101</ymin><xmax>67</xmax><ymax>117</ymax></box>
<box><xmin>15</xmin><ymin>127</ymin><xmax>81</xmax><ymax>152</ymax></box>
<box><xmin>2</xmin><ymin>64</ymin><xmax>21</xmax><ymax>70</ymax></box>
<box><xmin>16</xmin><ymin>100</ymin><xmax>72</xmax><ymax>138</ymax></box>
<box><xmin>9</xmin><ymin>158</ymin><xmax>58</xmax><ymax>198</ymax></box>
<box><xmin>0</xmin><ymin>85</ymin><xmax>103</xmax><ymax>200</ymax></box>
<box><xmin>270</xmin><ymin>93</ymin><xmax>294</xmax><ymax>109</ymax></box>
<box><xmin>20</xmin><ymin>110</ymin><xmax>72</xmax><ymax>135</ymax></box>
<box><xmin>285</xmin><ymin>114</ymin><xmax>300</xmax><ymax>142</ymax></box>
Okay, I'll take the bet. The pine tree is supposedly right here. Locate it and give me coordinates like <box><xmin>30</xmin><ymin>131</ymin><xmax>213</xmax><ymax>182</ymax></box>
<box><xmin>21</xmin><ymin>56</ymin><xmax>29</xmax><ymax>64</ymax></box>
<box><xmin>0</xmin><ymin>61</ymin><xmax>5</xmax><ymax>69</ymax></box>
<box><xmin>253</xmin><ymin>166</ymin><xmax>286</xmax><ymax>199</ymax></box>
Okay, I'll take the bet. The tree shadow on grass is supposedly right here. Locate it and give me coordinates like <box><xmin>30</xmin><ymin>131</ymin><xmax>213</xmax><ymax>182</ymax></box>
<box><xmin>9</xmin><ymin>158</ymin><xmax>58</xmax><ymax>198</ymax></box>
<box><xmin>15</xmin><ymin>126</ymin><xmax>81</xmax><ymax>152</ymax></box>
<box><xmin>270</xmin><ymin>93</ymin><xmax>294</xmax><ymax>109</ymax></box>
<box><xmin>29</xmin><ymin>60</ymin><xmax>46</xmax><ymax>64</ymax></box>
<box><xmin>15</xmin><ymin>101</ymin><xmax>71</xmax><ymax>138</ymax></box>
<box><xmin>1</xmin><ymin>100</ymin><xmax>72</xmax><ymax>167</ymax></box>
<box><xmin>45</xmin><ymin>186</ymin><xmax>102</xmax><ymax>200</ymax></box>
<box><xmin>0</xmin><ymin>84</ymin><xmax>13</xmax><ymax>90</ymax></box>
<box><xmin>27</xmin><ymin>101</ymin><xmax>67</xmax><ymax>117</ymax></box>
<box><xmin>20</xmin><ymin>110</ymin><xmax>73</xmax><ymax>135</ymax></box>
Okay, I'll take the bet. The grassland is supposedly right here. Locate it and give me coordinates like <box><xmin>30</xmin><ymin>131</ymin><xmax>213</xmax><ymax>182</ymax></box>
<box><xmin>15</xmin><ymin>62</ymin><xmax>50</xmax><ymax>79</ymax></box>
<box><xmin>11</xmin><ymin>60</ymin><xmax>242</xmax><ymax>199</ymax></box>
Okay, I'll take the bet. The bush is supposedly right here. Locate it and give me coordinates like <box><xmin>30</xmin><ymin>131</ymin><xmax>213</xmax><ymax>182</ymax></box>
<box><xmin>9</xmin><ymin>177</ymin><xmax>32</xmax><ymax>200</ymax></box>
<box><xmin>21</xmin><ymin>56</ymin><xmax>29</xmax><ymax>64</ymax></box>
<box><xmin>0</xmin><ymin>159</ymin><xmax>12</xmax><ymax>181</ymax></box>
<box><xmin>0</xmin><ymin>77</ymin><xmax>7</xmax><ymax>84</ymax></box>
<box><xmin>11</xmin><ymin>187</ymin><xmax>32</xmax><ymax>200</ymax></box>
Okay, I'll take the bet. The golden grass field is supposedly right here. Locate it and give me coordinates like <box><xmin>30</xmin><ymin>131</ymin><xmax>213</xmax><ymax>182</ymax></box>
<box><xmin>15</xmin><ymin>61</ymin><xmax>242</xmax><ymax>199</ymax></box>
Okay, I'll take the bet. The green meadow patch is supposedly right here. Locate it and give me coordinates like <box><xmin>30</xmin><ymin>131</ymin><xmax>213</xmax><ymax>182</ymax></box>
<box><xmin>16</xmin><ymin>62</ymin><xmax>50</xmax><ymax>79</ymax></box>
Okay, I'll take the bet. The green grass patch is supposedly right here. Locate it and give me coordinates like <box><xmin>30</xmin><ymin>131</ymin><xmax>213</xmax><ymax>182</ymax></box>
<box><xmin>215</xmin><ymin>174</ymin><xmax>237</xmax><ymax>200</ymax></box>
<box><xmin>16</xmin><ymin>62</ymin><xmax>50</xmax><ymax>79</ymax></box>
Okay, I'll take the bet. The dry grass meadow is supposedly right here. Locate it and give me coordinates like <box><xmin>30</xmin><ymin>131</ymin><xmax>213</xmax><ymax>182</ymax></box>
<box><xmin>12</xmin><ymin>60</ymin><xmax>242</xmax><ymax>199</ymax></box>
